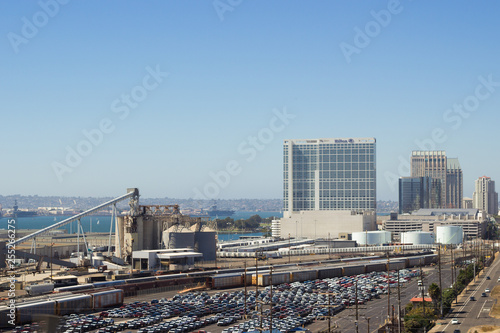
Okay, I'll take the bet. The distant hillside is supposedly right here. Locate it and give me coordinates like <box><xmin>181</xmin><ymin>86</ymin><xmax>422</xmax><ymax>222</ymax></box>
<box><xmin>0</xmin><ymin>195</ymin><xmax>397</xmax><ymax>214</ymax></box>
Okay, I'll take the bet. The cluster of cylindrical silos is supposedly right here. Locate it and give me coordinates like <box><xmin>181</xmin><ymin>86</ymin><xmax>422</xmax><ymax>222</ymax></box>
<box><xmin>162</xmin><ymin>224</ymin><xmax>217</xmax><ymax>260</ymax></box>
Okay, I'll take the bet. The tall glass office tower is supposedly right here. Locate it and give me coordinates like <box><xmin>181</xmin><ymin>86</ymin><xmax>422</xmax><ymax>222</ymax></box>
<box><xmin>283</xmin><ymin>138</ymin><xmax>376</xmax><ymax>213</ymax></box>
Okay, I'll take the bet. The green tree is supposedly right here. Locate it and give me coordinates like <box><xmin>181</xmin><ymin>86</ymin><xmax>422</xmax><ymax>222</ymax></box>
<box><xmin>428</xmin><ymin>283</ymin><xmax>441</xmax><ymax>313</ymax></box>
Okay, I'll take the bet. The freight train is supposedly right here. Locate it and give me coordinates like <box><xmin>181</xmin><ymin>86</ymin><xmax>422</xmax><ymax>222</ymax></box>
<box><xmin>0</xmin><ymin>253</ymin><xmax>436</xmax><ymax>328</ymax></box>
<box><xmin>0</xmin><ymin>289</ymin><xmax>124</xmax><ymax>327</ymax></box>
<box><xmin>208</xmin><ymin>254</ymin><xmax>437</xmax><ymax>288</ymax></box>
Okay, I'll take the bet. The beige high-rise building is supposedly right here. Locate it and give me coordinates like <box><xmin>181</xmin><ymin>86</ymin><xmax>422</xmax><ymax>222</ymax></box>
<box><xmin>473</xmin><ymin>176</ymin><xmax>498</xmax><ymax>215</ymax></box>
<box><xmin>462</xmin><ymin>197</ymin><xmax>473</xmax><ymax>209</ymax></box>
<box><xmin>411</xmin><ymin>151</ymin><xmax>447</xmax><ymax>207</ymax></box>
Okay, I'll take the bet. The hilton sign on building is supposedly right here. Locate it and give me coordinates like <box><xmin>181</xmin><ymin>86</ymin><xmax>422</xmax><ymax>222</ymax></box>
<box><xmin>281</xmin><ymin>138</ymin><xmax>377</xmax><ymax>239</ymax></box>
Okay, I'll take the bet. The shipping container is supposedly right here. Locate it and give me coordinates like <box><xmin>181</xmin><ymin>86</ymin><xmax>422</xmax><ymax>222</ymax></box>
<box><xmin>56</xmin><ymin>295</ymin><xmax>92</xmax><ymax>315</ymax></box>
<box><xmin>91</xmin><ymin>289</ymin><xmax>124</xmax><ymax>309</ymax></box>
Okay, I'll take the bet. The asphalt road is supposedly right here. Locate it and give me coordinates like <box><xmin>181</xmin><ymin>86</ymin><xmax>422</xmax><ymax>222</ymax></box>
<box><xmin>434</xmin><ymin>253</ymin><xmax>500</xmax><ymax>333</ymax></box>
<box><xmin>306</xmin><ymin>260</ymin><xmax>455</xmax><ymax>333</ymax></box>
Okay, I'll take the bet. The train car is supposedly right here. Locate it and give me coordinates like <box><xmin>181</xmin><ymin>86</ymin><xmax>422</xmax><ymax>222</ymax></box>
<box><xmin>210</xmin><ymin>273</ymin><xmax>244</xmax><ymax>289</ymax></box>
<box><xmin>92</xmin><ymin>280</ymin><xmax>125</xmax><ymax>288</ymax></box>
<box><xmin>173</xmin><ymin>277</ymin><xmax>195</xmax><ymax>286</ymax></box>
<box><xmin>54</xmin><ymin>283</ymin><xmax>94</xmax><ymax>293</ymax></box>
<box><xmin>317</xmin><ymin>266</ymin><xmax>342</xmax><ymax>279</ymax></box>
<box><xmin>388</xmin><ymin>260</ymin><xmax>406</xmax><ymax>271</ymax></box>
<box><xmin>156</xmin><ymin>273</ymin><xmax>189</xmax><ymax>281</ymax></box>
<box><xmin>156</xmin><ymin>279</ymin><xmax>179</xmax><ymax>288</ymax></box>
<box><xmin>115</xmin><ymin>284</ymin><xmax>137</xmax><ymax>297</ymax></box>
<box><xmin>406</xmin><ymin>256</ymin><xmax>425</xmax><ymax>268</ymax></box>
<box><xmin>125</xmin><ymin>276</ymin><xmax>156</xmax><ymax>284</ymax></box>
<box><xmin>289</xmin><ymin>269</ymin><xmax>318</xmax><ymax>283</ymax></box>
<box><xmin>56</xmin><ymin>295</ymin><xmax>92</xmax><ymax>316</ymax></box>
<box><xmin>16</xmin><ymin>300</ymin><xmax>56</xmax><ymax>325</ymax></box>
<box><xmin>25</xmin><ymin>283</ymin><xmax>54</xmax><ymax>296</ymax></box>
<box><xmin>342</xmin><ymin>264</ymin><xmax>365</xmax><ymax>276</ymax></box>
<box><xmin>365</xmin><ymin>262</ymin><xmax>386</xmax><ymax>273</ymax></box>
<box><xmin>91</xmin><ymin>289</ymin><xmax>124</xmax><ymax>309</ymax></box>
<box><xmin>0</xmin><ymin>306</ymin><xmax>12</xmax><ymax>328</ymax></box>
<box><xmin>256</xmin><ymin>272</ymin><xmax>290</xmax><ymax>286</ymax></box>
<box><xmin>423</xmin><ymin>254</ymin><xmax>438</xmax><ymax>265</ymax></box>
<box><xmin>135</xmin><ymin>281</ymin><xmax>156</xmax><ymax>291</ymax></box>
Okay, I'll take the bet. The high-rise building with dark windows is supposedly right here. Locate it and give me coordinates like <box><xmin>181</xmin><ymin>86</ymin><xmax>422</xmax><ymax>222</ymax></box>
<box><xmin>446</xmin><ymin>158</ymin><xmax>463</xmax><ymax>208</ymax></box>
<box><xmin>411</xmin><ymin>151</ymin><xmax>447</xmax><ymax>207</ymax></box>
<box><xmin>399</xmin><ymin>176</ymin><xmax>442</xmax><ymax>214</ymax></box>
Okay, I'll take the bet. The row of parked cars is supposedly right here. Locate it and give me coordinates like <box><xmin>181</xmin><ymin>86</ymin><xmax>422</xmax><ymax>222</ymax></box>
<box><xmin>9</xmin><ymin>268</ymin><xmax>420</xmax><ymax>333</ymax></box>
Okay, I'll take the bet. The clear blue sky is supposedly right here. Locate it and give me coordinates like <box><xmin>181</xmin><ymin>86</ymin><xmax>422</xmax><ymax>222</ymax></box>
<box><xmin>1</xmin><ymin>1</ymin><xmax>499</xmax><ymax>201</ymax></box>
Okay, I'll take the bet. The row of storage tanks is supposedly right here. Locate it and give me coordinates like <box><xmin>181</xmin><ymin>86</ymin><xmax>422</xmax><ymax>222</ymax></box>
<box><xmin>210</xmin><ymin>254</ymin><xmax>437</xmax><ymax>288</ymax></box>
<box><xmin>352</xmin><ymin>226</ymin><xmax>464</xmax><ymax>245</ymax></box>
<box><xmin>0</xmin><ymin>289</ymin><xmax>124</xmax><ymax>327</ymax></box>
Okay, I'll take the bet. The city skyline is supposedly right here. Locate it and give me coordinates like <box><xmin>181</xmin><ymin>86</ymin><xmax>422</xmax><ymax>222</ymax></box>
<box><xmin>1</xmin><ymin>1</ymin><xmax>500</xmax><ymax>201</ymax></box>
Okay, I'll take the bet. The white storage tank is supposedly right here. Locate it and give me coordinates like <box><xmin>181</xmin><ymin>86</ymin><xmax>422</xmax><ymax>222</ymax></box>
<box><xmin>352</xmin><ymin>231</ymin><xmax>391</xmax><ymax>245</ymax></box>
<box><xmin>401</xmin><ymin>231</ymin><xmax>435</xmax><ymax>245</ymax></box>
<box><xmin>435</xmin><ymin>226</ymin><xmax>463</xmax><ymax>245</ymax></box>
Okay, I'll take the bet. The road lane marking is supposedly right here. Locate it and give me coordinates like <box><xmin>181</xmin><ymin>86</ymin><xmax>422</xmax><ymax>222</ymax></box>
<box><xmin>441</xmin><ymin>254</ymin><xmax>500</xmax><ymax>331</ymax></box>
<box><xmin>478</xmin><ymin>300</ymin><xmax>488</xmax><ymax>318</ymax></box>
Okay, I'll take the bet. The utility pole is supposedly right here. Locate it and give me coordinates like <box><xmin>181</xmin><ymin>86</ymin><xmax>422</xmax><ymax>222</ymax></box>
<box><xmin>288</xmin><ymin>233</ymin><xmax>291</xmax><ymax>264</ymax></box>
<box><xmin>269</xmin><ymin>266</ymin><xmax>273</xmax><ymax>333</ymax></box>
<box><xmin>328</xmin><ymin>292</ymin><xmax>331</xmax><ymax>333</ymax></box>
<box><xmin>366</xmin><ymin>317</ymin><xmax>370</xmax><ymax>333</ymax></box>
<box><xmin>438</xmin><ymin>244</ymin><xmax>443</xmax><ymax>317</ymax></box>
<box><xmin>244</xmin><ymin>261</ymin><xmax>247</xmax><ymax>320</ymax></box>
<box><xmin>387</xmin><ymin>251</ymin><xmax>391</xmax><ymax>323</ymax></box>
<box><xmin>355</xmin><ymin>279</ymin><xmax>359</xmax><ymax>333</ymax></box>
<box><xmin>397</xmin><ymin>269</ymin><xmax>402</xmax><ymax>333</ymax></box>
<box><xmin>419</xmin><ymin>263</ymin><xmax>426</xmax><ymax>329</ymax></box>
<box><xmin>328</xmin><ymin>232</ymin><xmax>331</xmax><ymax>260</ymax></box>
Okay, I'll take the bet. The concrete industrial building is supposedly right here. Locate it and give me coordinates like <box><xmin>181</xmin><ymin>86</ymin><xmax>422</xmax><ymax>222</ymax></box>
<box><xmin>280</xmin><ymin>138</ymin><xmax>376</xmax><ymax>239</ymax></box>
<box><xmin>473</xmin><ymin>176</ymin><xmax>498</xmax><ymax>215</ymax></box>
<box><xmin>383</xmin><ymin>208</ymin><xmax>487</xmax><ymax>241</ymax></box>
<box><xmin>131</xmin><ymin>248</ymin><xmax>202</xmax><ymax>271</ymax></box>
<box><xmin>115</xmin><ymin>204</ymin><xmax>215</xmax><ymax>263</ymax></box>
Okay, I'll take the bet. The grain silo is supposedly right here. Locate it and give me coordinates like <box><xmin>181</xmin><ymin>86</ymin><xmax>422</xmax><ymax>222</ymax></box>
<box><xmin>191</xmin><ymin>224</ymin><xmax>217</xmax><ymax>261</ymax></box>
<box><xmin>163</xmin><ymin>225</ymin><xmax>195</xmax><ymax>249</ymax></box>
